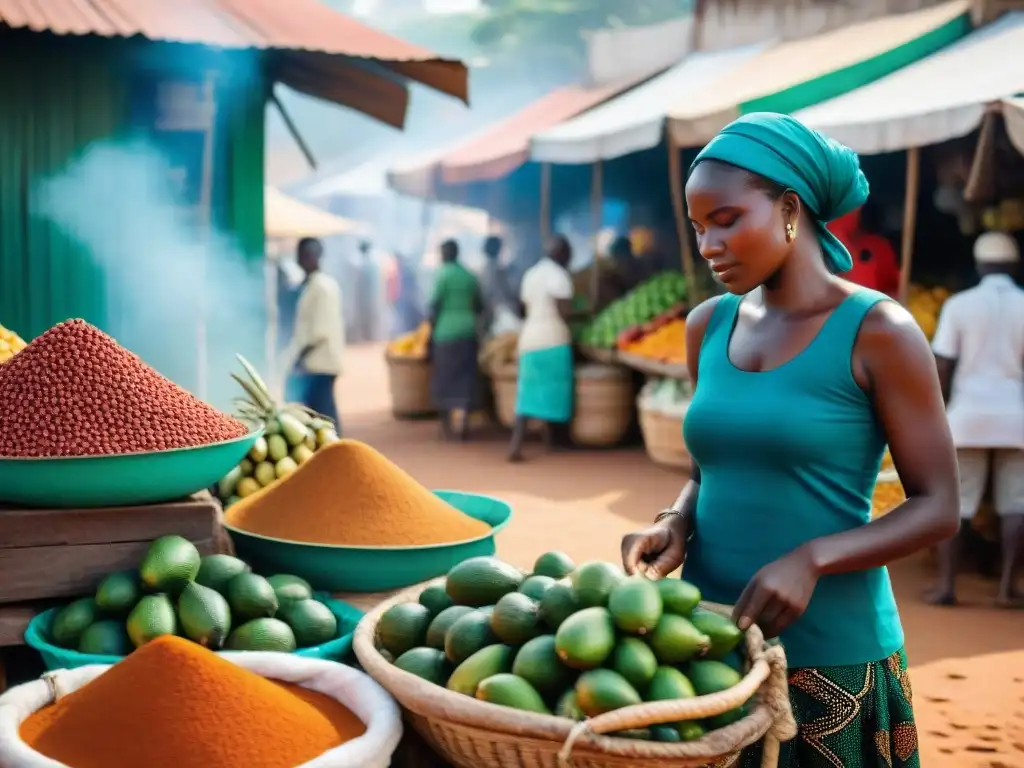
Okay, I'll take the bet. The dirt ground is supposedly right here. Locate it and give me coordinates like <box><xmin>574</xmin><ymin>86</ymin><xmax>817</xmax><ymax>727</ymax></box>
<box><xmin>340</xmin><ymin>344</ymin><xmax>1024</xmax><ymax>767</ymax></box>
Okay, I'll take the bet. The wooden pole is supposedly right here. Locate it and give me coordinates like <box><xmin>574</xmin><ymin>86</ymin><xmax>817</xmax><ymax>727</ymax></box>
<box><xmin>539</xmin><ymin>163</ymin><xmax>552</xmax><ymax>244</ymax></box>
<box><xmin>589</xmin><ymin>160</ymin><xmax>603</xmax><ymax>310</ymax></box>
<box><xmin>668</xmin><ymin>135</ymin><xmax>699</xmax><ymax>304</ymax></box>
<box><xmin>898</xmin><ymin>147</ymin><xmax>921</xmax><ymax>306</ymax></box>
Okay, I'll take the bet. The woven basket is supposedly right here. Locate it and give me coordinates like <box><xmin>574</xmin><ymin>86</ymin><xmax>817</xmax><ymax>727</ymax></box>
<box><xmin>489</xmin><ymin>363</ymin><xmax>545</xmax><ymax>435</ymax></box>
<box><xmin>354</xmin><ymin>580</ymin><xmax>796</xmax><ymax>768</ymax></box>
<box><xmin>639</xmin><ymin>405</ymin><xmax>691</xmax><ymax>471</ymax></box>
<box><xmin>571</xmin><ymin>366</ymin><xmax>633</xmax><ymax>448</ymax></box>
<box><xmin>386</xmin><ymin>354</ymin><xmax>436</xmax><ymax>419</ymax></box>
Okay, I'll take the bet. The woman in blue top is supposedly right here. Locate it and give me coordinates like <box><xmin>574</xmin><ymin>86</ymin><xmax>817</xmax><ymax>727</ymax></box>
<box><xmin>621</xmin><ymin>114</ymin><xmax>959</xmax><ymax>766</ymax></box>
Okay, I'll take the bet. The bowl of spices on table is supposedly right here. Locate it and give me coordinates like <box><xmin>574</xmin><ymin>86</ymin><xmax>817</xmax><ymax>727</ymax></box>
<box><xmin>223</xmin><ymin>439</ymin><xmax>512</xmax><ymax>593</ymax></box>
<box><xmin>0</xmin><ymin>320</ymin><xmax>262</xmax><ymax>508</ymax></box>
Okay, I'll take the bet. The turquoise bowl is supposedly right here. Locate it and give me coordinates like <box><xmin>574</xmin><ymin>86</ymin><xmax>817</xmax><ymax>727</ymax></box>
<box><xmin>225</xmin><ymin>490</ymin><xmax>512</xmax><ymax>593</ymax></box>
<box><xmin>24</xmin><ymin>594</ymin><xmax>363</xmax><ymax>670</ymax></box>
<box><xmin>0</xmin><ymin>430</ymin><xmax>263</xmax><ymax>508</ymax></box>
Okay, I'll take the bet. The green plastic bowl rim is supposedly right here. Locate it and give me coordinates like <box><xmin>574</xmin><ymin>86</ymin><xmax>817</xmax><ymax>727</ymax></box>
<box><xmin>223</xmin><ymin>489</ymin><xmax>512</xmax><ymax>551</ymax></box>
<box><xmin>0</xmin><ymin>427</ymin><xmax>264</xmax><ymax>462</ymax></box>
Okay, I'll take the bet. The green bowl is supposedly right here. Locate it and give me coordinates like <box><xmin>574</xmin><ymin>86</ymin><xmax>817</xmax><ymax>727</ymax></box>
<box><xmin>225</xmin><ymin>490</ymin><xmax>512</xmax><ymax>593</ymax></box>
<box><xmin>25</xmin><ymin>594</ymin><xmax>363</xmax><ymax>670</ymax></box>
<box><xmin>0</xmin><ymin>430</ymin><xmax>263</xmax><ymax>508</ymax></box>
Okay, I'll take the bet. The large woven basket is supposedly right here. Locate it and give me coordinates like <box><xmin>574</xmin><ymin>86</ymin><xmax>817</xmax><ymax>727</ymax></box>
<box><xmin>354</xmin><ymin>579</ymin><xmax>795</xmax><ymax>768</ymax></box>
<box><xmin>571</xmin><ymin>365</ymin><xmax>633</xmax><ymax>448</ymax></box>
<box><xmin>639</xmin><ymin>404</ymin><xmax>691</xmax><ymax>471</ymax></box>
<box><xmin>386</xmin><ymin>354</ymin><xmax>436</xmax><ymax>419</ymax></box>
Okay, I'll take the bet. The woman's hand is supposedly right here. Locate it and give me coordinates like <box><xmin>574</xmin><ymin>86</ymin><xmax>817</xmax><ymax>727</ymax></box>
<box><xmin>621</xmin><ymin>514</ymin><xmax>689</xmax><ymax>579</ymax></box>
<box><xmin>731</xmin><ymin>545</ymin><xmax>819</xmax><ymax>639</ymax></box>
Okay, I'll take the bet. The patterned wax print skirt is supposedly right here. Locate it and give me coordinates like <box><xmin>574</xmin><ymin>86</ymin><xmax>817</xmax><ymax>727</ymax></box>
<box><xmin>515</xmin><ymin>344</ymin><xmax>574</xmax><ymax>423</ymax></box>
<box><xmin>739</xmin><ymin>648</ymin><xmax>919</xmax><ymax>768</ymax></box>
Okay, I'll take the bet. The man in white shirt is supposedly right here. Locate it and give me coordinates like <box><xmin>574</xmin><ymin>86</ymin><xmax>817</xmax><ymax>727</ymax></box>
<box><xmin>283</xmin><ymin>238</ymin><xmax>345</xmax><ymax>431</ymax></box>
<box><xmin>929</xmin><ymin>231</ymin><xmax>1024</xmax><ymax>607</ymax></box>
<box><xmin>508</xmin><ymin>235</ymin><xmax>579</xmax><ymax>462</ymax></box>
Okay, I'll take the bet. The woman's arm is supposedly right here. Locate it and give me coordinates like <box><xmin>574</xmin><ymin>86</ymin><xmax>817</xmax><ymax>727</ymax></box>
<box><xmin>804</xmin><ymin>301</ymin><xmax>960</xmax><ymax>575</ymax></box>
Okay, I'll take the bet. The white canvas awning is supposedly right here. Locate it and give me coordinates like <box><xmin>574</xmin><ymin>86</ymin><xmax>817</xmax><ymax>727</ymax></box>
<box><xmin>795</xmin><ymin>13</ymin><xmax>1024</xmax><ymax>154</ymax></box>
<box><xmin>530</xmin><ymin>43</ymin><xmax>766</xmax><ymax>165</ymax></box>
<box><xmin>667</xmin><ymin>0</ymin><xmax>970</xmax><ymax>147</ymax></box>
<box><xmin>264</xmin><ymin>186</ymin><xmax>362</xmax><ymax>239</ymax></box>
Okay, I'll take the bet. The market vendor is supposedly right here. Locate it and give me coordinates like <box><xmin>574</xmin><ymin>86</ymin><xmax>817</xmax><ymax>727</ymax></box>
<box><xmin>621</xmin><ymin>113</ymin><xmax>959</xmax><ymax>766</ymax></box>
<box><xmin>929</xmin><ymin>231</ymin><xmax>1024</xmax><ymax>608</ymax></box>
<box><xmin>282</xmin><ymin>237</ymin><xmax>344</xmax><ymax>430</ymax></box>
<box><xmin>508</xmin><ymin>234</ymin><xmax>579</xmax><ymax>463</ymax></box>
<box><xmin>428</xmin><ymin>239</ymin><xmax>484</xmax><ymax>441</ymax></box>
<box><xmin>478</xmin><ymin>235</ymin><xmax>520</xmax><ymax>338</ymax></box>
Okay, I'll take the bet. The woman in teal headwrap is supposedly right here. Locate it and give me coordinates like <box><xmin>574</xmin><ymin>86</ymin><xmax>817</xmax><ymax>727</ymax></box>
<box><xmin>621</xmin><ymin>114</ymin><xmax>959</xmax><ymax>766</ymax></box>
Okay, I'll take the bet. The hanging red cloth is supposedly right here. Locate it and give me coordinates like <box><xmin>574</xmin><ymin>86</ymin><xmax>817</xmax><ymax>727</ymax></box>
<box><xmin>828</xmin><ymin>208</ymin><xmax>901</xmax><ymax>297</ymax></box>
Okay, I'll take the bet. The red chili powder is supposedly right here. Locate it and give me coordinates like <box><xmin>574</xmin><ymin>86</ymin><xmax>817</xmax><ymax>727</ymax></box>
<box><xmin>0</xmin><ymin>319</ymin><xmax>248</xmax><ymax>457</ymax></box>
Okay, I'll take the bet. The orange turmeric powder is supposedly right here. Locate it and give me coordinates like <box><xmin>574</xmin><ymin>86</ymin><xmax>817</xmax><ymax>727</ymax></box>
<box><xmin>225</xmin><ymin>439</ymin><xmax>492</xmax><ymax>546</ymax></box>
<box><xmin>20</xmin><ymin>636</ymin><xmax>366</xmax><ymax>768</ymax></box>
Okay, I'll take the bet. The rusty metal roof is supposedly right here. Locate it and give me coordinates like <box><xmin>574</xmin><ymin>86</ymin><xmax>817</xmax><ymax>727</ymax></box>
<box><xmin>0</xmin><ymin>0</ymin><xmax>468</xmax><ymax>126</ymax></box>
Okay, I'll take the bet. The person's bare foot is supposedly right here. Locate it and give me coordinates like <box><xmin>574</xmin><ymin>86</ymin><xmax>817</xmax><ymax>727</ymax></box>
<box><xmin>923</xmin><ymin>588</ymin><xmax>957</xmax><ymax>606</ymax></box>
<box><xmin>507</xmin><ymin>448</ymin><xmax>524</xmax><ymax>463</ymax></box>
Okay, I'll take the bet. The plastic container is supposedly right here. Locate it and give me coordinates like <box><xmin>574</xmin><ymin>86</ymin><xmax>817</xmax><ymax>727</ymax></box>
<box><xmin>0</xmin><ymin>430</ymin><xmax>263</xmax><ymax>508</ymax></box>
<box><xmin>0</xmin><ymin>654</ymin><xmax>402</xmax><ymax>768</ymax></box>
<box><xmin>225</xmin><ymin>491</ymin><xmax>512</xmax><ymax>593</ymax></box>
<box><xmin>24</xmin><ymin>595</ymin><xmax>363</xmax><ymax>671</ymax></box>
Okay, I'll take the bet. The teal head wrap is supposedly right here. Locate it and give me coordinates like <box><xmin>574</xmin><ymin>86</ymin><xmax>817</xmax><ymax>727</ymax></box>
<box><xmin>690</xmin><ymin>112</ymin><xmax>868</xmax><ymax>274</ymax></box>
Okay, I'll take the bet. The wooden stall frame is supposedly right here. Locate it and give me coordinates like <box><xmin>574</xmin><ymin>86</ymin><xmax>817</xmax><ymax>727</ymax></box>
<box><xmin>589</xmin><ymin>160</ymin><xmax>604</xmax><ymax>312</ymax></box>
<box><xmin>667</xmin><ymin>135</ymin><xmax>701</xmax><ymax>304</ymax></box>
<box><xmin>898</xmin><ymin>146</ymin><xmax>921</xmax><ymax>306</ymax></box>
<box><xmin>539</xmin><ymin>162</ymin><xmax>552</xmax><ymax>244</ymax></box>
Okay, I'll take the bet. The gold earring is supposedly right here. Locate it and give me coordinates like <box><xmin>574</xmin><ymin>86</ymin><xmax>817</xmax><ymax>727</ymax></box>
<box><xmin>786</xmin><ymin>223</ymin><xmax>796</xmax><ymax>242</ymax></box>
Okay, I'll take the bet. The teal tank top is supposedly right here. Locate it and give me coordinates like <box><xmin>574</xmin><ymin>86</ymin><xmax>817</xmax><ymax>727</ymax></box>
<box><xmin>682</xmin><ymin>289</ymin><xmax>903</xmax><ymax>669</ymax></box>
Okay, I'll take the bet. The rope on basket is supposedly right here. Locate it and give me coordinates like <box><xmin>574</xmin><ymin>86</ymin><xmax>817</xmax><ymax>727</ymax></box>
<box><xmin>557</xmin><ymin>622</ymin><xmax>796</xmax><ymax>768</ymax></box>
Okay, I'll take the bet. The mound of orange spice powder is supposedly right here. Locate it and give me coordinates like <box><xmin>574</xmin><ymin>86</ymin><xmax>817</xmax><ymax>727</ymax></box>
<box><xmin>20</xmin><ymin>636</ymin><xmax>366</xmax><ymax>768</ymax></box>
<box><xmin>225</xmin><ymin>439</ymin><xmax>491</xmax><ymax>546</ymax></box>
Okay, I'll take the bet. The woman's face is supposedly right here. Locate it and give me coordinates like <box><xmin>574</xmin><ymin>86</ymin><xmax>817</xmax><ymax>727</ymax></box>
<box><xmin>686</xmin><ymin>162</ymin><xmax>797</xmax><ymax>295</ymax></box>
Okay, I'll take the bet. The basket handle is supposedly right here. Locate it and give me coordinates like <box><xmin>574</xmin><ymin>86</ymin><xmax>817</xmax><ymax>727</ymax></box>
<box><xmin>558</xmin><ymin>622</ymin><xmax>796</xmax><ymax>768</ymax></box>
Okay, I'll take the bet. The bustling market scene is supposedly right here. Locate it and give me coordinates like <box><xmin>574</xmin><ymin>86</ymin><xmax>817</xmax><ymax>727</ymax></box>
<box><xmin>0</xmin><ymin>0</ymin><xmax>1022</xmax><ymax>766</ymax></box>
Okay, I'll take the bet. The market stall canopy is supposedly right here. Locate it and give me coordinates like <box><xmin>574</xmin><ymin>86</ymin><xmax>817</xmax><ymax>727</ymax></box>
<box><xmin>530</xmin><ymin>43</ymin><xmax>766</xmax><ymax>165</ymax></box>
<box><xmin>795</xmin><ymin>13</ymin><xmax>1024</xmax><ymax>154</ymax></box>
<box><xmin>1004</xmin><ymin>97</ymin><xmax>1024</xmax><ymax>156</ymax></box>
<box><xmin>0</xmin><ymin>0</ymin><xmax>468</xmax><ymax>129</ymax></box>
<box><xmin>388</xmin><ymin>78</ymin><xmax>646</xmax><ymax>195</ymax></box>
<box><xmin>666</xmin><ymin>0</ymin><xmax>971</xmax><ymax>147</ymax></box>
<box><xmin>265</xmin><ymin>186</ymin><xmax>363</xmax><ymax>238</ymax></box>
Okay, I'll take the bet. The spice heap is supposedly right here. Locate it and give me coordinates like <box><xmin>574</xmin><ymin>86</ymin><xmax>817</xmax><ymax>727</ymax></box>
<box><xmin>225</xmin><ymin>439</ymin><xmax>492</xmax><ymax>546</ymax></box>
<box><xmin>0</xmin><ymin>319</ymin><xmax>248</xmax><ymax>457</ymax></box>
<box><xmin>20</xmin><ymin>635</ymin><xmax>366</xmax><ymax>768</ymax></box>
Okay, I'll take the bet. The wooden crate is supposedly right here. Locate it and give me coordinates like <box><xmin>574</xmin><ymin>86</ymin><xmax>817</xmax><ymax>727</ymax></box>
<box><xmin>0</xmin><ymin>493</ymin><xmax>223</xmax><ymax>647</ymax></box>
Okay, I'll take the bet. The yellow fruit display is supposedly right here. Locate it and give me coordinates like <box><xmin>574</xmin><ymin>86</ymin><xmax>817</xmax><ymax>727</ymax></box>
<box><xmin>0</xmin><ymin>322</ymin><xmax>28</xmax><ymax>364</ymax></box>
<box><xmin>622</xmin><ymin>319</ymin><xmax>687</xmax><ymax>364</ymax></box>
<box><xmin>907</xmin><ymin>284</ymin><xmax>950</xmax><ymax>341</ymax></box>
<box><xmin>387</xmin><ymin>322</ymin><xmax>431</xmax><ymax>359</ymax></box>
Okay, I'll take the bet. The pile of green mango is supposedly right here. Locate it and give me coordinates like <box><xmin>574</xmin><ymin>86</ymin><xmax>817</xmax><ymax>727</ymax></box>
<box><xmin>376</xmin><ymin>553</ymin><xmax>750</xmax><ymax>744</ymax></box>
<box><xmin>46</xmin><ymin>536</ymin><xmax>338</xmax><ymax>658</ymax></box>
<box><xmin>580</xmin><ymin>272</ymin><xmax>688</xmax><ymax>349</ymax></box>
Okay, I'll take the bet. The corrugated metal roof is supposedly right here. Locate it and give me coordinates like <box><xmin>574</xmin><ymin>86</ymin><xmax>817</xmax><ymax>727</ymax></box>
<box><xmin>0</xmin><ymin>0</ymin><xmax>469</xmax><ymax>115</ymax></box>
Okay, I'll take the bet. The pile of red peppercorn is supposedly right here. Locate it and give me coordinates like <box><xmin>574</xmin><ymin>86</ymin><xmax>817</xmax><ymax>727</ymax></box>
<box><xmin>0</xmin><ymin>319</ymin><xmax>249</xmax><ymax>457</ymax></box>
